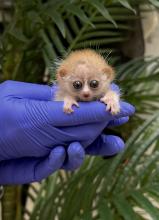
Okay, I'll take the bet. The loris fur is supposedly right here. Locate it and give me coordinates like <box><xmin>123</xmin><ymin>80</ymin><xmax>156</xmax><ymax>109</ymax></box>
<box><xmin>54</xmin><ymin>49</ymin><xmax>120</xmax><ymax>115</ymax></box>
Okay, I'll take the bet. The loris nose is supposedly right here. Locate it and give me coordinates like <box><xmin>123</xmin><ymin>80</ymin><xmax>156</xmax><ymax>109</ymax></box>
<box><xmin>83</xmin><ymin>92</ymin><xmax>90</xmax><ymax>98</ymax></box>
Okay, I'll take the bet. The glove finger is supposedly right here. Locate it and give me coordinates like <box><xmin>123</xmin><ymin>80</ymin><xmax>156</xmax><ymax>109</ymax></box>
<box><xmin>62</xmin><ymin>142</ymin><xmax>85</xmax><ymax>171</ymax></box>
<box><xmin>107</xmin><ymin>116</ymin><xmax>129</xmax><ymax>128</ymax></box>
<box><xmin>86</xmin><ymin>134</ymin><xmax>125</xmax><ymax>156</ymax></box>
<box><xmin>115</xmin><ymin>102</ymin><xmax>135</xmax><ymax>119</ymax></box>
<box><xmin>0</xmin><ymin>146</ymin><xmax>65</xmax><ymax>185</ymax></box>
<box><xmin>43</xmin><ymin>101</ymin><xmax>135</xmax><ymax>127</ymax></box>
<box><xmin>34</xmin><ymin>146</ymin><xmax>65</xmax><ymax>182</ymax></box>
<box><xmin>110</xmin><ymin>83</ymin><xmax>120</xmax><ymax>95</ymax></box>
<box><xmin>1</xmin><ymin>80</ymin><xmax>52</xmax><ymax>101</ymax></box>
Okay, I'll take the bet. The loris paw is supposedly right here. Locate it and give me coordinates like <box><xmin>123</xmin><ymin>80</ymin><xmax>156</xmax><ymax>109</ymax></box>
<box><xmin>63</xmin><ymin>105</ymin><xmax>74</xmax><ymax>114</ymax></box>
<box><xmin>100</xmin><ymin>96</ymin><xmax>120</xmax><ymax>115</ymax></box>
<box><xmin>63</xmin><ymin>100</ymin><xmax>79</xmax><ymax>114</ymax></box>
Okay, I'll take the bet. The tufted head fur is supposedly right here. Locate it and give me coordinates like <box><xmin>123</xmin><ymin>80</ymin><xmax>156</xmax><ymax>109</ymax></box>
<box><xmin>56</xmin><ymin>49</ymin><xmax>115</xmax><ymax>101</ymax></box>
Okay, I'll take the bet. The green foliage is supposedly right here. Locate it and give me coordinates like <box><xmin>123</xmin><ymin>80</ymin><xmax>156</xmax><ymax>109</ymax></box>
<box><xmin>115</xmin><ymin>57</ymin><xmax>159</xmax><ymax>138</ymax></box>
<box><xmin>26</xmin><ymin>110</ymin><xmax>159</xmax><ymax>220</ymax></box>
<box><xmin>148</xmin><ymin>0</ymin><xmax>159</xmax><ymax>7</ymax></box>
<box><xmin>1</xmin><ymin>0</ymin><xmax>145</xmax><ymax>82</ymax></box>
<box><xmin>1</xmin><ymin>0</ymin><xmax>159</xmax><ymax>220</ymax></box>
<box><xmin>1</xmin><ymin>186</ymin><xmax>22</xmax><ymax>220</ymax></box>
<box><xmin>118</xmin><ymin>57</ymin><xmax>159</xmax><ymax>114</ymax></box>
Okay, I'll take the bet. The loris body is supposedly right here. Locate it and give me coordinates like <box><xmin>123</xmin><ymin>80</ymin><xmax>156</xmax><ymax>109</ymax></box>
<box><xmin>55</xmin><ymin>49</ymin><xmax>120</xmax><ymax>115</ymax></box>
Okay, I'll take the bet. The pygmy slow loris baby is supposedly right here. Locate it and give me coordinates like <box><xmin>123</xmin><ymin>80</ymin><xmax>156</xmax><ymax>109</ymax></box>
<box><xmin>54</xmin><ymin>49</ymin><xmax>120</xmax><ymax>115</ymax></box>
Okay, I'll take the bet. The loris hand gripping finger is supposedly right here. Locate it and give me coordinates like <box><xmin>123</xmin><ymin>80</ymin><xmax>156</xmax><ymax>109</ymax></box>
<box><xmin>54</xmin><ymin>49</ymin><xmax>120</xmax><ymax>115</ymax></box>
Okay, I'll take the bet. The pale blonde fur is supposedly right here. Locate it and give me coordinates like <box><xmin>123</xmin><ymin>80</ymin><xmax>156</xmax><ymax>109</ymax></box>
<box><xmin>54</xmin><ymin>49</ymin><xmax>120</xmax><ymax>114</ymax></box>
<box><xmin>59</xmin><ymin>49</ymin><xmax>107</xmax><ymax>70</ymax></box>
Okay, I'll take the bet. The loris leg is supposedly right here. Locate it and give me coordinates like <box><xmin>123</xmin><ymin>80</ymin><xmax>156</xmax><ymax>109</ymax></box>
<box><xmin>100</xmin><ymin>90</ymin><xmax>120</xmax><ymax>115</ymax></box>
<box><xmin>63</xmin><ymin>96</ymin><xmax>79</xmax><ymax>114</ymax></box>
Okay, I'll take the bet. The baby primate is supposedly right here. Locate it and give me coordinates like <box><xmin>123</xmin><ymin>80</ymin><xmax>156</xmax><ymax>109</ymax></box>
<box><xmin>55</xmin><ymin>49</ymin><xmax>120</xmax><ymax>115</ymax></box>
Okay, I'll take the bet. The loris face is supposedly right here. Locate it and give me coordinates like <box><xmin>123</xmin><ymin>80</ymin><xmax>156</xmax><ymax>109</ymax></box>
<box><xmin>56</xmin><ymin>60</ymin><xmax>114</xmax><ymax>102</ymax></box>
<box><xmin>55</xmin><ymin>49</ymin><xmax>119</xmax><ymax>115</ymax></box>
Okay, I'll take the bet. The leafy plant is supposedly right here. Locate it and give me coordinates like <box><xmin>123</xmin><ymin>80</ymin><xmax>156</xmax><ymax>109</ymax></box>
<box><xmin>115</xmin><ymin>57</ymin><xmax>159</xmax><ymax>138</ymax></box>
<box><xmin>1</xmin><ymin>0</ymin><xmax>159</xmax><ymax>220</ymax></box>
<box><xmin>26</xmin><ymin>110</ymin><xmax>159</xmax><ymax>220</ymax></box>
<box><xmin>23</xmin><ymin>57</ymin><xmax>159</xmax><ymax>220</ymax></box>
<box><xmin>1</xmin><ymin>0</ymin><xmax>146</xmax><ymax>82</ymax></box>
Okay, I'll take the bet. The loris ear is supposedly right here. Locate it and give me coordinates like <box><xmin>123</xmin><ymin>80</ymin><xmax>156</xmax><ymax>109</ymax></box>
<box><xmin>102</xmin><ymin>66</ymin><xmax>115</xmax><ymax>82</ymax></box>
<box><xmin>56</xmin><ymin>68</ymin><xmax>67</xmax><ymax>80</ymax></box>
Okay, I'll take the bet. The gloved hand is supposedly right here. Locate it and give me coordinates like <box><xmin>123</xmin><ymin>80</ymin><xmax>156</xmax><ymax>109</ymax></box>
<box><xmin>0</xmin><ymin>81</ymin><xmax>134</xmax><ymax>184</ymax></box>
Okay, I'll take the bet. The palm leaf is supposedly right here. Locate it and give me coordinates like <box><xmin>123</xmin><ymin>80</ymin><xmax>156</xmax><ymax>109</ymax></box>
<box><xmin>2</xmin><ymin>0</ymin><xmax>143</xmax><ymax>82</ymax></box>
<box><xmin>114</xmin><ymin>57</ymin><xmax>159</xmax><ymax>138</ymax></box>
<box><xmin>1</xmin><ymin>1</ymin><xmax>159</xmax><ymax>220</ymax></box>
<box><xmin>26</xmin><ymin>110</ymin><xmax>159</xmax><ymax>220</ymax></box>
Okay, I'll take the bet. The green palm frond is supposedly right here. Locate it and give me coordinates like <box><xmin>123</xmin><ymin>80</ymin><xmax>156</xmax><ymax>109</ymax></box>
<box><xmin>148</xmin><ymin>0</ymin><xmax>159</xmax><ymax>7</ymax></box>
<box><xmin>25</xmin><ymin>111</ymin><xmax>159</xmax><ymax>220</ymax></box>
<box><xmin>2</xmin><ymin>0</ymin><xmax>145</xmax><ymax>82</ymax></box>
<box><xmin>1</xmin><ymin>1</ymin><xmax>159</xmax><ymax>220</ymax></box>
<box><xmin>118</xmin><ymin>57</ymin><xmax>159</xmax><ymax>111</ymax></box>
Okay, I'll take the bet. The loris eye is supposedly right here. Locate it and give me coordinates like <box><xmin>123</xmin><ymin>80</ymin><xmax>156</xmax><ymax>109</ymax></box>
<box><xmin>90</xmin><ymin>80</ymin><xmax>99</xmax><ymax>88</ymax></box>
<box><xmin>73</xmin><ymin>81</ymin><xmax>83</xmax><ymax>90</ymax></box>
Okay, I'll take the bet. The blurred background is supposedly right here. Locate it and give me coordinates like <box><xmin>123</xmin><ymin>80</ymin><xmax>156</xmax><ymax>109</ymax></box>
<box><xmin>0</xmin><ymin>0</ymin><xmax>159</xmax><ymax>219</ymax></box>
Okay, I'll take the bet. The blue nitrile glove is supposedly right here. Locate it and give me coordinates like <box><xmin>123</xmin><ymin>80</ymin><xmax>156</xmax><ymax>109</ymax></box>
<box><xmin>0</xmin><ymin>81</ymin><xmax>135</xmax><ymax>185</ymax></box>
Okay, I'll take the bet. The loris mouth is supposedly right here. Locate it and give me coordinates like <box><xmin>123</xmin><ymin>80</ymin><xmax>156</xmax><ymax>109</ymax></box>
<box><xmin>77</xmin><ymin>96</ymin><xmax>96</xmax><ymax>102</ymax></box>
